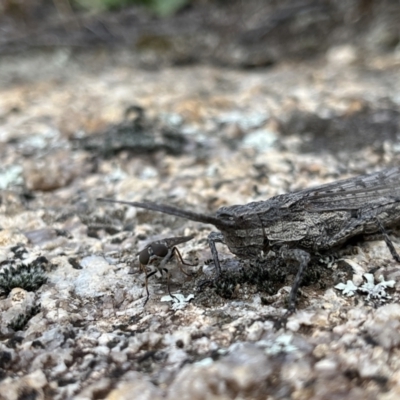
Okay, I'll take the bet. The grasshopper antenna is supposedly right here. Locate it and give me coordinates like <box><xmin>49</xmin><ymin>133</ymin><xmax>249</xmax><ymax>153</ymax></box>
<box><xmin>97</xmin><ymin>198</ymin><xmax>227</xmax><ymax>228</ymax></box>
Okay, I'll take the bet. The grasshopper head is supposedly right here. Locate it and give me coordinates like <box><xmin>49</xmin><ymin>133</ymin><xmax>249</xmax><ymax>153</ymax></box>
<box><xmin>216</xmin><ymin>205</ymin><xmax>265</xmax><ymax>259</ymax></box>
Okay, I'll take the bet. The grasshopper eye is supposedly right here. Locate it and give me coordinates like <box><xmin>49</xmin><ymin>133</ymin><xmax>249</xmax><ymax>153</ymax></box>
<box><xmin>151</xmin><ymin>243</ymin><xmax>169</xmax><ymax>257</ymax></box>
<box><xmin>216</xmin><ymin>206</ymin><xmax>236</xmax><ymax>222</ymax></box>
<box><xmin>139</xmin><ymin>248</ymin><xmax>150</xmax><ymax>265</ymax></box>
<box><xmin>218</xmin><ymin>213</ymin><xmax>234</xmax><ymax>221</ymax></box>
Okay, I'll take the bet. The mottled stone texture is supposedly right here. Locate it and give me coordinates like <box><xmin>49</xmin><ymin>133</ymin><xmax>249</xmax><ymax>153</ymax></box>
<box><xmin>1</xmin><ymin>2</ymin><xmax>400</xmax><ymax>398</ymax></box>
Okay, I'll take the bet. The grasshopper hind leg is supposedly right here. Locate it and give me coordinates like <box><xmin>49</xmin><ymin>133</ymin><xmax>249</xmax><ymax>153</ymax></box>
<box><xmin>279</xmin><ymin>246</ymin><xmax>311</xmax><ymax>311</ymax></box>
<box><xmin>375</xmin><ymin>218</ymin><xmax>400</xmax><ymax>262</ymax></box>
<box><xmin>277</xmin><ymin>246</ymin><xmax>311</xmax><ymax>326</ymax></box>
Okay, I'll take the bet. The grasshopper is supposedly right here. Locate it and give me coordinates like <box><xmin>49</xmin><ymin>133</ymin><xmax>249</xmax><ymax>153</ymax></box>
<box><xmin>137</xmin><ymin>235</ymin><xmax>194</xmax><ymax>304</ymax></box>
<box><xmin>98</xmin><ymin>166</ymin><xmax>400</xmax><ymax>312</ymax></box>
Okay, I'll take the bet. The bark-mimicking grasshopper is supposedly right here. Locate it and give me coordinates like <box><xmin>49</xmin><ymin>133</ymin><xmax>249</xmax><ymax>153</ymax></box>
<box><xmin>137</xmin><ymin>235</ymin><xmax>194</xmax><ymax>304</ymax></box>
<box><xmin>98</xmin><ymin>167</ymin><xmax>400</xmax><ymax>313</ymax></box>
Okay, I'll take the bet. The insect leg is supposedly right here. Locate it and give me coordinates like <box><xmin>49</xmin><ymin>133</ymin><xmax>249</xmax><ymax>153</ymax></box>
<box><xmin>156</xmin><ymin>249</ymin><xmax>183</xmax><ymax>301</ymax></box>
<box><xmin>171</xmin><ymin>247</ymin><xmax>194</xmax><ymax>276</ymax></box>
<box><xmin>196</xmin><ymin>232</ymin><xmax>225</xmax><ymax>290</ymax></box>
<box><xmin>375</xmin><ymin>217</ymin><xmax>400</xmax><ymax>262</ymax></box>
<box><xmin>162</xmin><ymin>267</ymin><xmax>178</xmax><ymax>301</ymax></box>
<box><xmin>279</xmin><ymin>246</ymin><xmax>311</xmax><ymax>312</ymax></box>
<box><xmin>207</xmin><ymin>231</ymin><xmax>225</xmax><ymax>276</ymax></box>
<box><xmin>143</xmin><ymin>266</ymin><xmax>158</xmax><ymax>306</ymax></box>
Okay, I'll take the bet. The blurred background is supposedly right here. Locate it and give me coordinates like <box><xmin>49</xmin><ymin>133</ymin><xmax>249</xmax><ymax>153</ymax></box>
<box><xmin>1</xmin><ymin>0</ymin><xmax>400</xmax><ymax>65</ymax></box>
<box><xmin>2</xmin><ymin>0</ymin><xmax>400</xmax><ymax>238</ymax></box>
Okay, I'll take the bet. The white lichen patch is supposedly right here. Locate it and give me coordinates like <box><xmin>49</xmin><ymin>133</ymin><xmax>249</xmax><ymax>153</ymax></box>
<box><xmin>161</xmin><ymin>293</ymin><xmax>194</xmax><ymax>310</ymax></box>
<box><xmin>258</xmin><ymin>333</ymin><xmax>298</xmax><ymax>355</ymax></box>
<box><xmin>359</xmin><ymin>273</ymin><xmax>395</xmax><ymax>300</ymax></box>
<box><xmin>335</xmin><ymin>273</ymin><xmax>395</xmax><ymax>301</ymax></box>
<box><xmin>334</xmin><ymin>280</ymin><xmax>358</xmax><ymax>296</ymax></box>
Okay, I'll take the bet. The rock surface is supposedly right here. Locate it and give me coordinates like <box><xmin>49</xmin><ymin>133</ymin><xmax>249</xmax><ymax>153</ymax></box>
<box><xmin>1</xmin><ymin>2</ymin><xmax>400</xmax><ymax>399</ymax></box>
